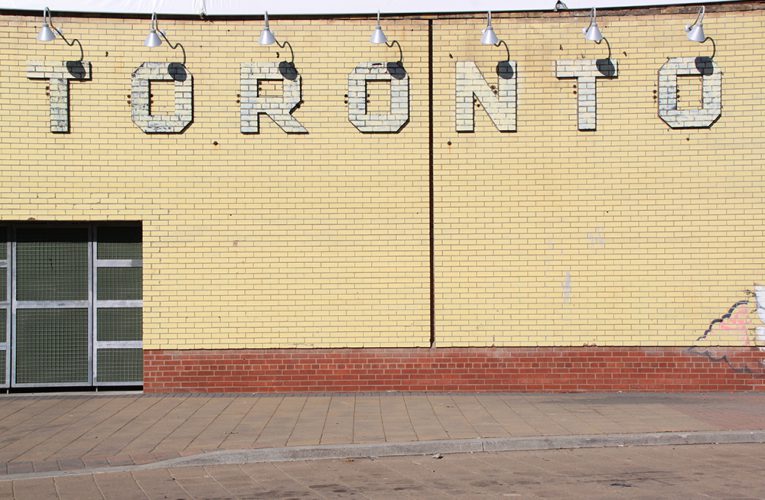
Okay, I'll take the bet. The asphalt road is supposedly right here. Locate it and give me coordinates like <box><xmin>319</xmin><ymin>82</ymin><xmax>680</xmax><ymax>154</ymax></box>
<box><xmin>3</xmin><ymin>443</ymin><xmax>765</xmax><ymax>499</ymax></box>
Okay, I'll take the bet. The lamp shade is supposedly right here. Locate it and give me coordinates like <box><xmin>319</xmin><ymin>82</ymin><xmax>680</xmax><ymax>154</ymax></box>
<box><xmin>481</xmin><ymin>11</ymin><xmax>499</xmax><ymax>46</ymax></box>
<box><xmin>370</xmin><ymin>25</ymin><xmax>387</xmax><ymax>44</ymax></box>
<box><xmin>144</xmin><ymin>30</ymin><xmax>162</xmax><ymax>47</ymax></box>
<box><xmin>37</xmin><ymin>9</ymin><xmax>56</xmax><ymax>42</ymax></box>
<box><xmin>37</xmin><ymin>23</ymin><xmax>56</xmax><ymax>42</ymax></box>
<box><xmin>584</xmin><ymin>23</ymin><xmax>603</xmax><ymax>42</ymax></box>
<box><xmin>481</xmin><ymin>26</ymin><xmax>499</xmax><ymax>45</ymax></box>
<box><xmin>686</xmin><ymin>23</ymin><xmax>705</xmax><ymax>42</ymax></box>
<box><xmin>260</xmin><ymin>12</ymin><xmax>276</xmax><ymax>45</ymax></box>
<box><xmin>144</xmin><ymin>13</ymin><xmax>162</xmax><ymax>47</ymax></box>
<box><xmin>260</xmin><ymin>27</ymin><xmax>276</xmax><ymax>45</ymax></box>
<box><xmin>370</xmin><ymin>11</ymin><xmax>387</xmax><ymax>44</ymax></box>
<box><xmin>685</xmin><ymin>6</ymin><xmax>706</xmax><ymax>43</ymax></box>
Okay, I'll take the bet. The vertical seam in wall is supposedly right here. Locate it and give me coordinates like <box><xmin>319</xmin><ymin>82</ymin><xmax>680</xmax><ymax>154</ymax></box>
<box><xmin>428</xmin><ymin>19</ymin><xmax>436</xmax><ymax>348</ymax></box>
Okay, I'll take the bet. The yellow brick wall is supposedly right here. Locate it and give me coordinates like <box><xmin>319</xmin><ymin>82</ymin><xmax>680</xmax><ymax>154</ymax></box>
<box><xmin>0</xmin><ymin>5</ymin><xmax>763</xmax><ymax>350</ymax></box>
<box><xmin>434</xmin><ymin>7</ymin><xmax>765</xmax><ymax>347</ymax></box>
<box><xmin>0</xmin><ymin>15</ymin><xmax>430</xmax><ymax>349</ymax></box>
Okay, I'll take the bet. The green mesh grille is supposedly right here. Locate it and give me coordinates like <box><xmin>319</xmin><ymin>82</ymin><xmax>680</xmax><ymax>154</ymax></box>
<box><xmin>97</xmin><ymin>348</ymin><xmax>142</xmax><ymax>383</ymax></box>
<box><xmin>15</xmin><ymin>308</ymin><xmax>89</xmax><ymax>384</ymax></box>
<box><xmin>97</xmin><ymin>308</ymin><xmax>142</xmax><ymax>341</ymax></box>
<box><xmin>16</xmin><ymin>228</ymin><xmax>89</xmax><ymax>301</ymax></box>
<box><xmin>0</xmin><ymin>270</ymin><xmax>5</xmax><ymax>302</ymax></box>
<box><xmin>97</xmin><ymin>226</ymin><xmax>142</xmax><ymax>260</ymax></box>
<box><xmin>97</xmin><ymin>268</ymin><xmax>142</xmax><ymax>301</ymax></box>
<box><xmin>0</xmin><ymin>353</ymin><xmax>5</xmax><ymax>386</ymax></box>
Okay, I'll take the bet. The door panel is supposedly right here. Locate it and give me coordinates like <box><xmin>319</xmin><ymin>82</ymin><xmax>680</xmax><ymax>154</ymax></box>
<box><xmin>15</xmin><ymin>308</ymin><xmax>89</xmax><ymax>385</ymax></box>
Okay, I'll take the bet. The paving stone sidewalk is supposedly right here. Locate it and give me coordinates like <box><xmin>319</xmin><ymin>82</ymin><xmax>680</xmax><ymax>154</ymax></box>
<box><xmin>0</xmin><ymin>392</ymin><xmax>763</xmax><ymax>477</ymax></box>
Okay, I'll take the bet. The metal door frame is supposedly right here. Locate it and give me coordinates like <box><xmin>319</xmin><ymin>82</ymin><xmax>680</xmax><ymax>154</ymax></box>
<box><xmin>0</xmin><ymin>229</ymin><xmax>9</xmax><ymax>388</ymax></box>
<box><xmin>3</xmin><ymin>223</ymin><xmax>142</xmax><ymax>388</ymax></box>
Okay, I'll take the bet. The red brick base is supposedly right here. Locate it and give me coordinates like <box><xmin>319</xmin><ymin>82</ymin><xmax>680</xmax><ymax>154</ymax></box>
<box><xmin>142</xmin><ymin>347</ymin><xmax>765</xmax><ymax>393</ymax></box>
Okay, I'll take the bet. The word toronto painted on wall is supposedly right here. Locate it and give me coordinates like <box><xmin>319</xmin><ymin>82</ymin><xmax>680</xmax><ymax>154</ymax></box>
<box><xmin>27</xmin><ymin>56</ymin><xmax>721</xmax><ymax>134</ymax></box>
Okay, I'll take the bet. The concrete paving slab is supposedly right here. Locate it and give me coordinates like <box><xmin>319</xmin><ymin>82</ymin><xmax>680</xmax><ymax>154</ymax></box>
<box><xmin>320</xmin><ymin>395</ymin><xmax>355</xmax><ymax>445</ymax></box>
<box><xmin>92</xmin><ymin>471</ymin><xmax>147</xmax><ymax>500</ymax></box>
<box><xmin>353</xmin><ymin>395</ymin><xmax>386</xmax><ymax>443</ymax></box>
<box><xmin>428</xmin><ymin>395</ymin><xmax>479</xmax><ymax>439</ymax></box>
<box><xmin>152</xmin><ymin>397</ymin><xmax>233</xmax><ymax>455</ymax></box>
<box><xmin>218</xmin><ymin>396</ymin><xmax>278</xmax><ymax>449</ymax></box>
<box><xmin>287</xmin><ymin>395</ymin><xmax>330</xmax><ymax>446</ymax></box>
<box><xmin>255</xmin><ymin>396</ymin><xmax>306</xmax><ymax>448</ymax></box>
<box><xmin>9</xmin><ymin>476</ymin><xmax>57</xmax><ymax>500</ymax></box>
<box><xmin>165</xmin><ymin>466</ymin><xmax>235</xmax><ymax>498</ymax></box>
<box><xmin>130</xmin><ymin>468</ymin><xmax>190</xmax><ymax>499</ymax></box>
<box><xmin>186</xmin><ymin>396</ymin><xmax>254</xmax><ymax>451</ymax></box>
<box><xmin>379</xmin><ymin>394</ymin><xmax>417</xmax><ymax>442</ymax></box>
<box><xmin>15</xmin><ymin>397</ymin><xmax>125</xmax><ymax>463</ymax></box>
<box><xmin>403</xmin><ymin>395</ymin><xmax>449</xmax><ymax>441</ymax></box>
<box><xmin>88</xmin><ymin>397</ymin><xmax>185</xmax><ymax>458</ymax></box>
<box><xmin>55</xmin><ymin>474</ymin><xmax>104</xmax><ymax>500</ymax></box>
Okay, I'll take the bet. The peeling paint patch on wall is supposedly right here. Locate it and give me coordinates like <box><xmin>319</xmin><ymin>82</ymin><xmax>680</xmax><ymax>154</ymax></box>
<box><xmin>688</xmin><ymin>290</ymin><xmax>765</xmax><ymax>374</ymax></box>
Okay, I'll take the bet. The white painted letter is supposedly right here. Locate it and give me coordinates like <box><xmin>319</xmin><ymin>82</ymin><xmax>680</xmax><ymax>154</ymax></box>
<box><xmin>240</xmin><ymin>62</ymin><xmax>307</xmax><ymax>134</ymax></box>
<box><xmin>131</xmin><ymin>62</ymin><xmax>193</xmax><ymax>133</ymax></box>
<box><xmin>27</xmin><ymin>61</ymin><xmax>91</xmax><ymax>133</ymax></box>
<box><xmin>455</xmin><ymin>61</ymin><xmax>516</xmax><ymax>132</ymax></box>
<box><xmin>348</xmin><ymin>62</ymin><xmax>409</xmax><ymax>133</ymax></box>
<box><xmin>555</xmin><ymin>59</ymin><xmax>617</xmax><ymax>131</ymax></box>
<box><xmin>658</xmin><ymin>57</ymin><xmax>721</xmax><ymax>129</ymax></box>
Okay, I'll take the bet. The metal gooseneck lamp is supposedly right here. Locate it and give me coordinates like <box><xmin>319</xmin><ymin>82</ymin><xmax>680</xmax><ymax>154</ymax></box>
<box><xmin>370</xmin><ymin>11</ymin><xmax>403</xmax><ymax>63</ymax></box>
<box><xmin>36</xmin><ymin>7</ymin><xmax>84</xmax><ymax>61</ymax></box>
<box><xmin>685</xmin><ymin>6</ymin><xmax>715</xmax><ymax>58</ymax></box>
<box><xmin>259</xmin><ymin>12</ymin><xmax>295</xmax><ymax>64</ymax></box>
<box><xmin>144</xmin><ymin>13</ymin><xmax>187</xmax><ymax>65</ymax></box>
<box><xmin>481</xmin><ymin>11</ymin><xmax>510</xmax><ymax>62</ymax></box>
<box><xmin>582</xmin><ymin>8</ymin><xmax>611</xmax><ymax>59</ymax></box>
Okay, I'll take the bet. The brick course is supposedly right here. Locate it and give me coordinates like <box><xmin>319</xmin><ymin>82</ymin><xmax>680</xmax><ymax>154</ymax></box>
<box><xmin>144</xmin><ymin>347</ymin><xmax>765</xmax><ymax>393</ymax></box>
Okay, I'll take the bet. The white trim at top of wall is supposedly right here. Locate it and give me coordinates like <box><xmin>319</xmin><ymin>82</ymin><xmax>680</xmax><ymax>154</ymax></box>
<box><xmin>0</xmin><ymin>0</ymin><xmax>744</xmax><ymax>16</ymax></box>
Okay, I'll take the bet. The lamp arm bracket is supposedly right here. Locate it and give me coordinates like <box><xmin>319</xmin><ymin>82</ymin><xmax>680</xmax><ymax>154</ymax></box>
<box><xmin>51</xmin><ymin>26</ymin><xmax>84</xmax><ymax>62</ymax></box>
<box><xmin>703</xmin><ymin>36</ymin><xmax>716</xmax><ymax>60</ymax></box>
<box><xmin>275</xmin><ymin>39</ymin><xmax>295</xmax><ymax>64</ymax></box>
<box><xmin>595</xmin><ymin>36</ymin><xmax>612</xmax><ymax>60</ymax></box>
<box><xmin>494</xmin><ymin>39</ymin><xmax>510</xmax><ymax>62</ymax></box>
<box><xmin>160</xmin><ymin>31</ymin><xmax>187</xmax><ymax>66</ymax></box>
<box><xmin>385</xmin><ymin>39</ymin><xmax>403</xmax><ymax>64</ymax></box>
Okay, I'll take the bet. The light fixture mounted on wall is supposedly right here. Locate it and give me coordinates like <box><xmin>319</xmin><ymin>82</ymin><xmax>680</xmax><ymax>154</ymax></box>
<box><xmin>685</xmin><ymin>6</ymin><xmax>706</xmax><ymax>42</ymax></box>
<box><xmin>480</xmin><ymin>11</ymin><xmax>510</xmax><ymax>62</ymax></box>
<box><xmin>582</xmin><ymin>7</ymin><xmax>603</xmax><ymax>43</ymax></box>
<box><xmin>582</xmin><ymin>8</ymin><xmax>611</xmax><ymax>59</ymax></box>
<box><xmin>36</xmin><ymin>7</ymin><xmax>84</xmax><ymax>61</ymax></box>
<box><xmin>685</xmin><ymin>6</ymin><xmax>715</xmax><ymax>58</ymax></box>
<box><xmin>259</xmin><ymin>12</ymin><xmax>296</xmax><ymax>64</ymax></box>
<box><xmin>370</xmin><ymin>11</ymin><xmax>403</xmax><ymax>63</ymax></box>
<box><xmin>144</xmin><ymin>13</ymin><xmax>187</xmax><ymax>65</ymax></box>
